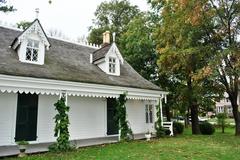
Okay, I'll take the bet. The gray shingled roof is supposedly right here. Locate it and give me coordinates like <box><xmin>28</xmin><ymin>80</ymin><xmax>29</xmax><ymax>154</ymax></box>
<box><xmin>0</xmin><ymin>26</ymin><xmax>161</xmax><ymax>91</ymax></box>
<box><xmin>92</xmin><ymin>44</ymin><xmax>111</xmax><ymax>62</ymax></box>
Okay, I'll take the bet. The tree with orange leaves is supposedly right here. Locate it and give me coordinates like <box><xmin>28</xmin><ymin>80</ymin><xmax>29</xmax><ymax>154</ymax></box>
<box><xmin>148</xmin><ymin>0</ymin><xmax>224</xmax><ymax>134</ymax></box>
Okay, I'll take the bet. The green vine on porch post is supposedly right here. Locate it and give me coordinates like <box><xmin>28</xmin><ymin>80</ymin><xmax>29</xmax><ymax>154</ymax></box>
<box><xmin>155</xmin><ymin>99</ymin><xmax>165</xmax><ymax>138</ymax></box>
<box><xmin>116</xmin><ymin>92</ymin><xmax>133</xmax><ymax>141</ymax></box>
<box><xmin>49</xmin><ymin>96</ymin><xmax>71</xmax><ymax>151</ymax></box>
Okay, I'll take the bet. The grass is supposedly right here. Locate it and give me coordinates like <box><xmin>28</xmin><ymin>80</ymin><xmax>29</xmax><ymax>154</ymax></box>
<box><xmin>5</xmin><ymin>128</ymin><xmax>240</xmax><ymax>160</ymax></box>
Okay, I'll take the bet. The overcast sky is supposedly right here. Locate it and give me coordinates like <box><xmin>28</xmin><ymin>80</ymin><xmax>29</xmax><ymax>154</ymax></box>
<box><xmin>0</xmin><ymin>0</ymin><xmax>149</xmax><ymax>40</ymax></box>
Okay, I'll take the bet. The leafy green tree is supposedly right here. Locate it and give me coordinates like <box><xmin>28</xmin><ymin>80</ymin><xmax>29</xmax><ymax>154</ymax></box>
<box><xmin>88</xmin><ymin>0</ymin><xmax>140</xmax><ymax>44</ymax></box>
<box><xmin>88</xmin><ymin>0</ymin><xmax>160</xmax><ymax>89</ymax></box>
<box><xmin>149</xmin><ymin>0</ymin><xmax>223</xmax><ymax>134</ymax></box>
<box><xmin>17</xmin><ymin>21</ymin><xmax>31</xmax><ymax>30</ymax></box>
<box><xmin>119</xmin><ymin>14</ymin><xmax>158</xmax><ymax>82</ymax></box>
<box><xmin>206</xmin><ymin>0</ymin><xmax>240</xmax><ymax>136</ymax></box>
<box><xmin>88</xmin><ymin>27</ymin><xmax>110</xmax><ymax>45</ymax></box>
<box><xmin>0</xmin><ymin>0</ymin><xmax>15</xmax><ymax>12</ymax></box>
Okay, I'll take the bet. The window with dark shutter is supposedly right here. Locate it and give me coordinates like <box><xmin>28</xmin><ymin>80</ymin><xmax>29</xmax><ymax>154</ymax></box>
<box><xmin>149</xmin><ymin>105</ymin><xmax>153</xmax><ymax>123</ymax></box>
<box><xmin>145</xmin><ymin>105</ymin><xmax>149</xmax><ymax>123</ymax></box>
<box><xmin>15</xmin><ymin>93</ymin><xmax>39</xmax><ymax>141</ymax></box>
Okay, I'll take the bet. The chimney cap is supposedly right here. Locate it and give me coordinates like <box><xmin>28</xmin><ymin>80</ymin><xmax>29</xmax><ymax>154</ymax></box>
<box><xmin>103</xmin><ymin>31</ymin><xmax>111</xmax><ymax>44</ymax></box>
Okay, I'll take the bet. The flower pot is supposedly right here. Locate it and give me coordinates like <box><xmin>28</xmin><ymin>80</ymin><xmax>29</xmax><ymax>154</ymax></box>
<box><xmin>145</xmin><ymin>134</ymin><xmax>151</xmax><ymax>141</ymax></box>
<box><xmin>18</xmin><ymin>145</ymin><xmax>27</xmax><ymax>157</ymax></box>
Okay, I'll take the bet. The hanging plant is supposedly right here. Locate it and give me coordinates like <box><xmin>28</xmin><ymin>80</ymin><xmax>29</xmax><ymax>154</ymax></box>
<box><xmin>49</xmin><ymin>97</ymin><xmax>72</xmax><ymax>152</ymax></box>
<box><xmin>115</xmin><ymin>92</ymin><xmax>133</xmax><ymax>141</ymax></box>
<box><xmin>155</xmin><ymin>101</ymin><xmax>165</xmax><ymax>138</ymax></box>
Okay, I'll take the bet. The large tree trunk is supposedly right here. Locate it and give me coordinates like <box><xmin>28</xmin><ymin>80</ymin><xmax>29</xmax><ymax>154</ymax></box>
<box><xmin>227</xmin><ymin>78</ymin><xmax>240</xmax><ymax>136</ymax></box>
<box><xmin>231</xmin><ymin>98</ymin><xmax>240</xmax><ymax>136</ymax></box>
<box><xmin>187</xmin><ymin>77</ymin><xmax>200</xmax><ymax>134</ymax></box>
<box><xmin>185</xmin><ymin>107</ymin><xmax>190</xmax><ymax>128</ymax></box>
<box><xmin>191</xmin><ymin>103</ymin><xmax>201</xmax><ymax>134</ymax></box>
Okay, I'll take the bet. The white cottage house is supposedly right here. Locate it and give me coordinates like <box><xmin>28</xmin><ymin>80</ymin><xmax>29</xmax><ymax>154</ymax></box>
<box><xmin>0</xmin><ymin>19</ymin><xmax>168</xmax><ymax>156</ymax></box>
<box><xmin>215</xmin><ymin>92</ymin><xmax>240</xmax><ymax>117</ymax></box>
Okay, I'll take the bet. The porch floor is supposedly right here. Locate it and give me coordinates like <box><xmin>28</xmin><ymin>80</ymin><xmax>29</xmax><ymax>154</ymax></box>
<box><xmin>0</xmin><ymin>134</ymin><xmax>146</xmax><ymax>157</ymax></box>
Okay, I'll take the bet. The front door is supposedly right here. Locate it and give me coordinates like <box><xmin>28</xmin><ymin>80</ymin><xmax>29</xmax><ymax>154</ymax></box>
<box><xmin>107</xmin><ymin>98</ymin><xmax>119</xmax><ymax>135</ymax></box>
<box><xmin>15</xmin><ymin>93</ymin><xmax>39</xmax><ymax>141</ymax></box>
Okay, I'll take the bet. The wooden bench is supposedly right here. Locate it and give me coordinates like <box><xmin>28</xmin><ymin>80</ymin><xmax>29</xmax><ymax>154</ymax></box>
<box><xmin>163</xmin><ymin>122</ymin><xmax>174</xmax><ymax>136</ymax></box>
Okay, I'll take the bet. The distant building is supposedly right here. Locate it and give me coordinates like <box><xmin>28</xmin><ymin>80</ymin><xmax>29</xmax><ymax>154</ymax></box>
<box><xmin>215</xmin><ymin>92</ymin><xmax>240</xmax><ymax>117</ymax></box>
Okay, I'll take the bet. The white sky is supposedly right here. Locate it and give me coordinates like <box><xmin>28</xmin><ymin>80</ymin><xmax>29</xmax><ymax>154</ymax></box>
<box><xmin>0</xmin><ymin>0</ymin><xmax>149</xmax><ymax>40</ymax></box>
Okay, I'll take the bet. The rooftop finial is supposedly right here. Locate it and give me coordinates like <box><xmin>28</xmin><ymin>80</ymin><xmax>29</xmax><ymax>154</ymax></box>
<box><xmin>35</xmin><ymin>8</ymin><xmax>40</xmax><ymax>19</ymax></box>
<box><xmin>113</xmin><ymin>32</ymin><xmax>116</xmax><ymax>43</ymax></box>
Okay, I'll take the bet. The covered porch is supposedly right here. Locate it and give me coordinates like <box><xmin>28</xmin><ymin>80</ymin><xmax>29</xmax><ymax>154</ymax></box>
<box><xmin>0</xmin><ymin>74</ymin><xmax>169</xmax><ymax>157</ymax></box>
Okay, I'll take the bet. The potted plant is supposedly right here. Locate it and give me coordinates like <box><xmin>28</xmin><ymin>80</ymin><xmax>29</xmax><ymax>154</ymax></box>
<box><xmin>16</xmin><ymin>141</ymin><xmax>29</xmax><ymax>157</ymax></box>
<box><xmin>145</xmin><ymin>130</ymin><xmax>152</xmax><ymax>141</ymax></box>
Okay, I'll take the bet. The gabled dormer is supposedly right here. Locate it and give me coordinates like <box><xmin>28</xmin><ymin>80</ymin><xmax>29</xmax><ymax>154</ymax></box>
<box><xmin>11</xmin><ymin>19</ymin><xmax>50</xmax><ymax>65</ymax></box>
<box><xmin>90</xmin><ymin>31</ymin><xmax>123</xmax><ymax>76</ymax></box>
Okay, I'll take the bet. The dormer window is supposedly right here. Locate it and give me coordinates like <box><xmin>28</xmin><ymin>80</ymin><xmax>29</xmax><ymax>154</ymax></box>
<box><xmin>26</xmin><ymin>39</ymin><xmax>39</xmax><ymax>62</ymax></box>
<box><xmin>91</xmin><ymin>31</ymin><xmax>124</xmax><ymax>76</ymax></box>
<box><xmin>109</xmin><ymin>57</ymin><xmax>116</xmax><ymax>73</ymax></box>
<box><xmin>11</xmin><ymin>19</ymin><xmax>51</xmax><ymax>65</ymax></box>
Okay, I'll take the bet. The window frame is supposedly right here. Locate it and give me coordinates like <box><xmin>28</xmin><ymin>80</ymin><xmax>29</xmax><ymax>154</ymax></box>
<box><xmin>26</xmin><ymin>39</ymin><xmax>40</xmax><ymax>62</ymax></box>
<box><xmin>109</xmin><ymin>57</ymin><xmax>116</xmax><ymax>73</ymax></box>
<box><xmin>145</xmin><ymin>104</ymin><xmax>153</xmax><ymax>124</ymax></box>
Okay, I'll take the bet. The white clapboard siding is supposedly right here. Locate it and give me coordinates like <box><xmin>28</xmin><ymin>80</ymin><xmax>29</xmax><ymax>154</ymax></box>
<box><xmin>126</xmin><ymin>100</ymin><xmax>153</xmax><ymax>134</ymax></box>
<box><xmin>0</xmin><ymin>93</ymin><xmax>157</xmax><ymax>147</ymax></box>
<box><xmin>37</xmin><ymin>95</ymin><xmax>58</xmax><ymax>143</ymax></box>
<box><xmin>0</xmin><ymin>93</ymin><xmax>17</xmax><ymax>146</ymax></box>
<box><xmin>68</xmin><ymin>96</ymin><xmax>106</xmax><ymax>140</ymax></box>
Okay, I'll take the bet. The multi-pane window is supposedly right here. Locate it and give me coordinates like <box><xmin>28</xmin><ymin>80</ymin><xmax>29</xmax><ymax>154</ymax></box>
<box><xmin>228</xmin><ymin>107</ymin><xmax>232</xmax><ymax>114</ymax></box>
<box><xmin>145</xmin><ymin>104</ymin><xmax>153</xmax><ymax>123</ymax></box>
<box><xmin>26</xmin><ymin>39</ymin><xmax>39</xmax><ymax>62</ymax></box>
<box><xmin>109</xmin><ymin>57</ymin><xmax>116</xmax><ymax>73</ymax></box>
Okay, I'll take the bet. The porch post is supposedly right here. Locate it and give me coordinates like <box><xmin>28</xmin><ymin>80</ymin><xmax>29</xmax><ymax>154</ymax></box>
<box><xmin>60</xmin><ymin>91</ymin><xmax>68</xmax><ymax>105</ymax></box>
<box><xmin>118</xmin><ymin>122</ymin><xmax>121</xmax><ymax>142</ymax></box>
<box><xmin>160</xmin><ymin>96</ymin><xmax>163</xmax><ymax>126</ymax></box>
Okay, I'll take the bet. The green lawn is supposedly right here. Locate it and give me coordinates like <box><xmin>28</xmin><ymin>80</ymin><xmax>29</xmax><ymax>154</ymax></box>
<box><xmin>6</xmin><ymin>128</ymin><xmax>240</xmax><ymax>160</ymax></box>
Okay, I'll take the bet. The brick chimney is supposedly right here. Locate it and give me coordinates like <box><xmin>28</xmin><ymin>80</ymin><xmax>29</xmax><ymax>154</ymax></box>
<box><xmin>103</xmin><ymin>31</ymin><xmax>110</xmax><ymax>45</ymax></box>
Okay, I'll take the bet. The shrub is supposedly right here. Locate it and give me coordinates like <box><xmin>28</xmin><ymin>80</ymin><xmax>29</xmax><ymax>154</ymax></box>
<box><xmin>165</xmin><ymin>129</ymin><xmax>171</xmax><ymax>136</ymax></box>
<box><xmin>48</xmin><ymin>143</ymin><xmax>75</xmax><ymax>152</ymax></box>
<box><xmin>155</xmin><ymin>104</ymin><xmax>165</xmax><ymax>138</ymax></box>
<box><xmin>173</xmin><ymin>122</ymin><xmax>184</xmax><ymax>135</ymax></box>
<box><xmin>199</xmin><ymin>122</ymin><xmax>215</xmax><ymax>135</ymax></box>
<box><xmin>16</xmin><ymin>141</ymin><xmax>29</xmax><ymax>145</ymax></box>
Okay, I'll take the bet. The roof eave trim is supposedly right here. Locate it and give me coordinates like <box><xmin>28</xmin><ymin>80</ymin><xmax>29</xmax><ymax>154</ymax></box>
<box><xmin>0</xmin><ymin>74</ymin><xmax>168</xmax><ymax>101</ymax></box>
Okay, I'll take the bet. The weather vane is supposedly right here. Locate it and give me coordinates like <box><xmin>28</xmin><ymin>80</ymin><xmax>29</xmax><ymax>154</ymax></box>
<box><xmin>35</xmin><ymin>8</ymin><xmax>39</xmax><ymax>19</ymax></box>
